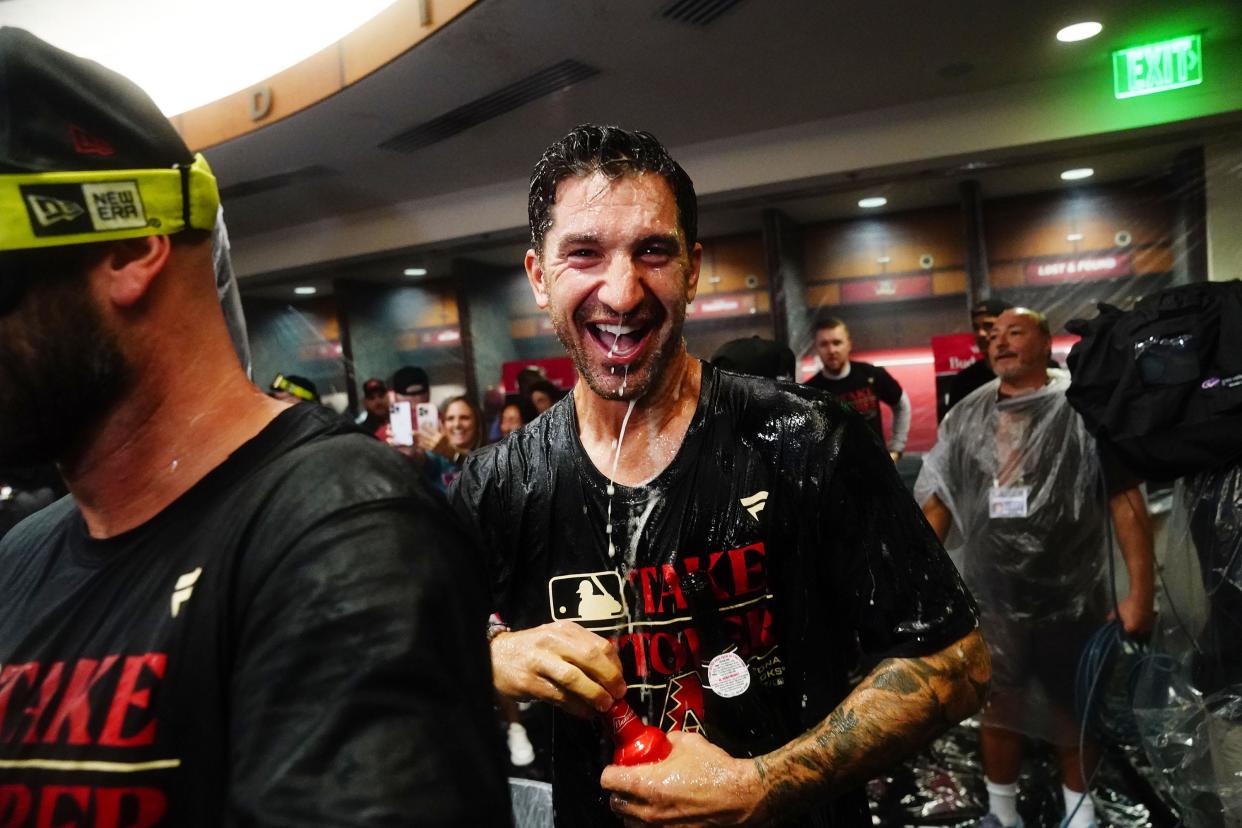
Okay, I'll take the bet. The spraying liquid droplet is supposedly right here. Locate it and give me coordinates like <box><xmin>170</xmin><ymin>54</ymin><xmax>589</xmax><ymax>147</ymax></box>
<box><xmin>606</xmin><ymin>312</ymin><xmax>625</xmax><ymax>358</ymax></box>
<box><xmin>605</xmin><ymin>399</ymin><xmax>638</xmax><ymax>559</ymax></box>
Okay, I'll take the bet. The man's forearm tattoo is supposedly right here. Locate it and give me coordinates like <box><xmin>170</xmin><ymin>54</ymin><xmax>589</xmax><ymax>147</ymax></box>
<box><xmin>754</xmin><ymin>631</ymin><xmax>990</xmax><ymax>816</ymax></box>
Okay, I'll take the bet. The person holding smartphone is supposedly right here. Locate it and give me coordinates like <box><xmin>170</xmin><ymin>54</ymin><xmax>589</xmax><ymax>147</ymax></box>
<box><xmin>382</xmin><ymin>369</ymin><xmax>483</xmax><ymax>493</ymax></box>
<box><xmin>416</xmin><ymin>396</ymin><xmax>485</xmax><ymax>493</ymax></box>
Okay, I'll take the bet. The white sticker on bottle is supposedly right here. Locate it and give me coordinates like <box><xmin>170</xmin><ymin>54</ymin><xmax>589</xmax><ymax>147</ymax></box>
<box><xmin>988</xmin><ymin>485</ymin><xmax>1030</xmax><ymax>519</ymax></box>
<box><xmin>707</xmin><ymin>651</ymin><xmax>751</xmax><ymax>698</ymax></box>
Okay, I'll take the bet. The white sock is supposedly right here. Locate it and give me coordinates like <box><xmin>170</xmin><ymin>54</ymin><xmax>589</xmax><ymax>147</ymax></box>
<box><xmin>1062</xmin><ymin>784</ymin><xmax>1096</xmax><ymax>828</ymax></box>
<box><xmin>985</xmin><ymin>777</ymin><xmax>1020</xmax><ymax>827</ymax></box>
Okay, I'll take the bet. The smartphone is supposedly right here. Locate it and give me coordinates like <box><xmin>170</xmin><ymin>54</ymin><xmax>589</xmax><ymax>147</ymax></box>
<box><xmin>389</xmin><ymin>401</ymin><xmax>414</xmax><ymax>446</ymax></box>
<box><xmin>415</xmin><ymin>402</ymin><xmax>440</xmax><ymax>433</ymax></box>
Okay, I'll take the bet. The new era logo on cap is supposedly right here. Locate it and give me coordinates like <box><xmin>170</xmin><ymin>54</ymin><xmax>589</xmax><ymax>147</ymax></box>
<box><xmin>82</xmin><ymin>181</ymin><xmax>147</xmax><ymax>230</ymax></box>
<box><xmin>68</xmin><ymin>124</ymin><xmax>115</xmax><ymax>157</ymax></box>
<box><xmin>20</xmin><ymin>180</ymin><xmax>149</xmax><ymax>237</ymax></box>
<box><xmin>25</xmin><ymin>193</ymin><xmax>84</xmax><ymax>227</ymax></box>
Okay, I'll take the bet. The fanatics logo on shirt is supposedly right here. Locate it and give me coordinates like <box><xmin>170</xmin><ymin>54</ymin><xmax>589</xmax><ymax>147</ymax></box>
<box><xmin>740</xmin><ymin>491</ymin><xmax>768</xmax><ymax>521</ymax></box>
<box><xmin>170</xmin><ymin>567</ymin><xmax>202</xmax><ymax>618</ymax></box>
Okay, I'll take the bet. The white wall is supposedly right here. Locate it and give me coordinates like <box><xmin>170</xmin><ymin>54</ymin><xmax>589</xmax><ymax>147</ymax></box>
<box><xmin>1207</xmin><ymin>137</ymin><xmax>1242</xmax><ymax>282</ymax></box>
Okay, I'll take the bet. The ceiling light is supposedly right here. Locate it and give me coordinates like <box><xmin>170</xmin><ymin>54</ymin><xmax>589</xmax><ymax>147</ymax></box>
<box><xmin>858</xmin><ymin>197</ymin><xmax>888</xmax><ymax>209</ymax></box>
<box><xmin>1060</xmin><ymin>167</ymin><xmax>1094</xmax><ymax>181</ymax></box>
<box><xmin>294</xmin><ymin>286</ymin><xmax>317</xmax><ymax>295</ymax></box>
<box><xmin>404</xmin><ymin>267</ymin><xmax>428</xmax><ymax>276</ymax></box>
<box><xmin>1056</xmin><ymin>22</ymin><xmax>1103</xmax><ymax>43</ymax></box>
<box><xmin>1066</xmin><ymin>233</ymin><xmax>1084</xmax><ymax>242</ymax></box>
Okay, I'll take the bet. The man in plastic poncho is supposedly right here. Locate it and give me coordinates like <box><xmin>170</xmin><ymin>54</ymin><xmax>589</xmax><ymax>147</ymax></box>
<box><xmin>915</xmin><ymin>308</ymin><xmax>1155</xmax><ymax>828</ymax></box>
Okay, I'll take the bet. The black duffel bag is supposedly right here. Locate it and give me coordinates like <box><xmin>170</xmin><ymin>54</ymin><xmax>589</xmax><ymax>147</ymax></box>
<box><xmin>1066</xmin><ymin>280</ymin><xmax>1242</xmax><ymax>481</ymax></box>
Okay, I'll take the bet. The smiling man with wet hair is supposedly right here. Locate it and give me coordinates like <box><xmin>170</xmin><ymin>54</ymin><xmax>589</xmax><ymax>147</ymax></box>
<box><xmin>452</xmin><ymin>124</ymin><xmax>989</xmax><ymax>827</ymax></box>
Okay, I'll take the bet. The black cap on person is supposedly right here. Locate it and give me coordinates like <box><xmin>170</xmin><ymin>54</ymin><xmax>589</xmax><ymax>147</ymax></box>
<box><xmin>711</xmin><ymin>336</ymin><xmax>797</xmax><ymax>381</ymax></box>
<box><xmin>971</xmin><ymin>298</ymin><xmax>1013</xmax><ymax>318</ymax></box>
<box><xmin>0</xmin><ymin>27</ymin><xmax>193</xmax><ymax>174</ymax></box>
<box><xmin>391</xmin><ymin>366</ymin><xmax>430</xmax><ymax>397</ymax></box>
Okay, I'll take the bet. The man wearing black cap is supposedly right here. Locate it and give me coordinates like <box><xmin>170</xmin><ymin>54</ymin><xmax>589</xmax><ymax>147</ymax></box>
<box><xmin>945</xmin><ymin>298</ymin><xmax>1013</xmax><ymax>412</ymax></box>
<box><xmin>711</xmin><ymin>335</ymin><xmax>797</xmax><ymax>381</ymax></box>
<box><xmin>392</xmin><ymin>364</ymin><xmax>432</xmax><ymax>404</ymax></box>
<box><xmin>355</xmin><ymin>377</ymin><xmax>390</xmax><ymax>435</ymax></box>
<box><xmin>0</xmin><ymin>29</ymin><xmax>506</xmax><ymax>826</ymax></box>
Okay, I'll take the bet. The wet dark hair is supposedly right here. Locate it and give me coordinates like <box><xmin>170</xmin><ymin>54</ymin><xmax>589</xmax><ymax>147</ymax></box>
<box><xmin>528</xmin><ymin>124</ymin><xmax>698</xmax><ymax>255</ymax></box>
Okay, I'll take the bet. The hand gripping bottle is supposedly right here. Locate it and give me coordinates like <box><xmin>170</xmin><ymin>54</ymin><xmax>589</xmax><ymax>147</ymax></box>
<box><xmin>606</xmin><ymin>698</ymin><xmax>671</xmax><ymax>765</ymax></box>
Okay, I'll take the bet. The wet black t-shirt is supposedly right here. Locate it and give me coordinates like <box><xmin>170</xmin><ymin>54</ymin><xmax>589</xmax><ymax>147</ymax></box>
<box><xmin>803</xmin><ymin>361</ymin><xmax>902</xmax><ymax>440</ymax></box>
<box><xmin>452</xmin><ymin>362</ymin><xmax>977</xmax><ymax>827</ymax></box>
<box><xmin>0</xmin><ymin>405</ymin><xmax>508</xmax><ymax>827</ymax></box>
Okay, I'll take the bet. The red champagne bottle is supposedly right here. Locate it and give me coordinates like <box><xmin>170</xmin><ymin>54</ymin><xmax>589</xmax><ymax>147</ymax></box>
<box><xmin>606</xmin><ymin>699</ymin><xmax>671</xmax><ymax>765</ymax></box>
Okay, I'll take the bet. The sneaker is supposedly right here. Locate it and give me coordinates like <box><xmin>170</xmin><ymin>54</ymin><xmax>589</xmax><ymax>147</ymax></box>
<box><xmin>507</xmin><ymin>722</ymin><xmax>535</xmax><ymax>767</ymax></box>
<box><xmin>976</xmin><ymin>816</ymin><xmax>1023</xmax><ymax>828</ymax></box>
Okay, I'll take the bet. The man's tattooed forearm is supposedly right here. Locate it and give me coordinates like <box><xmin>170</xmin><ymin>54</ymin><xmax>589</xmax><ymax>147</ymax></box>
<box><xmin>752</xmin><ymin>630</ymin><xmax>990</xmax><ymax>820</ymax></box>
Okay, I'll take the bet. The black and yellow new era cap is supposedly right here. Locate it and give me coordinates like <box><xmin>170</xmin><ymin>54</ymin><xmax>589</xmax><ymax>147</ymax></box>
<box><xmin>0</xmin><ymin>27</ymin><xmax>218</xmax><ymax>252</ymax></box>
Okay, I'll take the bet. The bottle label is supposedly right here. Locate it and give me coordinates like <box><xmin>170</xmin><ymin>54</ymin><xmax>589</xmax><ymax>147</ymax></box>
<box><xmin>707</xmin><ymin>652</ymin><xmax>751</xmax><ymax>698</ymax></box>
<box><xmin>611</xmin><ymin>706</ymin><xmax>637</xmax><ymax>734</ymax></box>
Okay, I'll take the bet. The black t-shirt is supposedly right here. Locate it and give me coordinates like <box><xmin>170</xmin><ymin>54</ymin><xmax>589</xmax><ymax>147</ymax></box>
<box><xmin>451</xmin><ymin>362</ymin><xmax>976</xmax><ymax>827</ymax></box>
<box><xmin>0</xmin><ymin>405</ymin><xmax>508</xmax><ymax>827</ymax></box>
<box><xmin>803</xmin><ymin>361</ymin><xmax>902</xmax><ymax>440</ymax></box>
<box><xmin>945</xmin><ymin>358</ymin><xmax>994</xmax><ymax>413</ymax></box>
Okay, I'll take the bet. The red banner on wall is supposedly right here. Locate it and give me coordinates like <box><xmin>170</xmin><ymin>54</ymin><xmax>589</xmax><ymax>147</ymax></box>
<box><xmin>931</xmin><ymin>333</ymin><xmax>981</xmax><ymax>376</ymax></box>
<box><xmin>839</xmin><ymin>275</ymin><xmax>933</xmax><ymax>304</ymax></box>
<box><xmin>686</xmin><ymin>292</ymin><xmax>759</xmax><ymax>319</ymax></box>
<box><xmin>1024</xmin><ymin>253</ymin><xmax>1132</xmax><ymax>284</ymax></box>
<box><xmin>501</xmin><ymin>356</ymin><xmax>577</xmax><ymax>394</ymax></box>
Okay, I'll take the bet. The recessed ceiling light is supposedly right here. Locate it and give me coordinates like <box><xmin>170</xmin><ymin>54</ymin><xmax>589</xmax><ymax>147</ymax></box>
<box><xmin>1056</xmin><ymin>22</ymin><xmax>1103</xmax><ymax>43</ymax></box>
<box><xmin>1066</xmin><ymin>233</ymin><xmax>1084</xmax><ymax>242</ymax></box>
<box><xmin>858</xmin><ymin>196</ymin><xmax>888</xmax><ymax>209</ymax></box>
<box><xmin>1060</xmin><ymin>167</ymin><xmax>1094</xmax><ymax>181</ymax></box>
<box><xmin>404</xmin><ymin>267</ymin><xmax>428</xmax><ymax>277</ymax></box>
<box><xmin>294</xmin><ymin>286</ymin><xmax>317</xmax><ymax>295</ymax></box>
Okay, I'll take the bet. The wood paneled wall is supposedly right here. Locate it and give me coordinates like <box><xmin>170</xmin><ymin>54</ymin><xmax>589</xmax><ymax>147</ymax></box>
<box><xmin>172</xmin><ymin>0</ymin><xmax>477</xmax><ymax>150</ymax></box>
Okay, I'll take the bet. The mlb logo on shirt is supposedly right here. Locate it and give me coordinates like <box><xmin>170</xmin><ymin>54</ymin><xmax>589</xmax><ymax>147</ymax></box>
<box><xmin>547</xmin><ymin>571</ymin><xmax>628</xmax><ymax>626</ymax></box>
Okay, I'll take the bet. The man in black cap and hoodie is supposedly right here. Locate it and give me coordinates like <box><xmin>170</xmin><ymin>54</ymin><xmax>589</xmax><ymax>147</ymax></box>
<box><xmin>0</xmin><ymin>29</ymin><xmax>507</xmax><ymax>826</ymax></box>
<box><xmin>945</xmin><ymin>298</ymin><xmax>1013</xmax><ymax>412</ymax></box>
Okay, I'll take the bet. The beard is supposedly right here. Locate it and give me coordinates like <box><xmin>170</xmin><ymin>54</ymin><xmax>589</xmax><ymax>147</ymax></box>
<box><xmin>550</xmin><ymin>293</ymin><xmax>687</xmax><ymax>403</ymax></box>
<box><xmin>0</xmin><ymin>270</ymin><xmax>130</xmax><ymax>467</ymax></box>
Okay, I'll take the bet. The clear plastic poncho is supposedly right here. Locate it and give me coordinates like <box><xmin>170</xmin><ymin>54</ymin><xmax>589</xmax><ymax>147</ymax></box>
<box><xmin>1133</xmin><ymin>465</ymin><xmax>1242</xmax><ymax>827</ymax></box>
<box><xmin>916</xmin><ymin>369</ymin><xmax>1110</xmax><ymax>624</ymax></box>
<box><xmin>914</xmin><ymin>370</ymin><xmax>1111</xmax><ymax>740</ymax></box>
<box><xmin>212</xmin><ymin>205</ymin><xmax>252</xmax><ymax>379</ymax></box>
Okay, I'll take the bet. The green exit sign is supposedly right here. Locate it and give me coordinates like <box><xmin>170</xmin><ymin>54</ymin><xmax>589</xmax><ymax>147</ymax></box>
<box><xmin>1113</xmin><ymin>35</ymin><xmax>1203</xmax><ymax>99</ymax></box>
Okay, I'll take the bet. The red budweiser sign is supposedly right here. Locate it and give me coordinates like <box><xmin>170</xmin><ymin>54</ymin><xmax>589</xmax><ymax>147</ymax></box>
<box><xmin>931</xmin><ymin>334</ymin><xmax>981</xmax><ymax>376</ymax></box>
